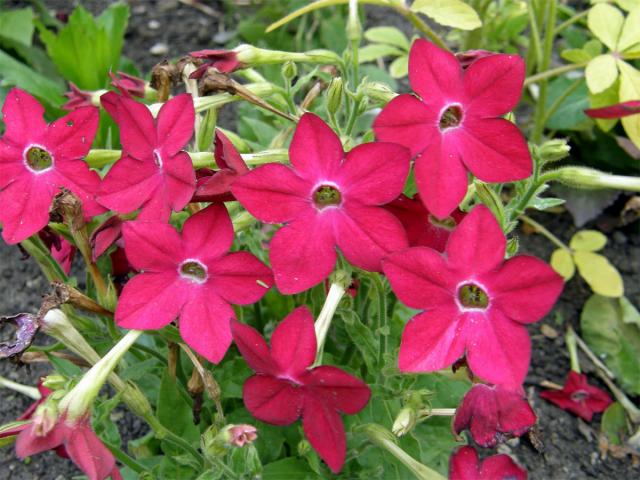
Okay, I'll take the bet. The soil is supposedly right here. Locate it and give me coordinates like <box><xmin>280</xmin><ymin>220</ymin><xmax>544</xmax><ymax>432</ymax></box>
<box><xmin>1</xmin><ymin>1</ymin><xmax>639</xmax><ymax>479</ymax></box>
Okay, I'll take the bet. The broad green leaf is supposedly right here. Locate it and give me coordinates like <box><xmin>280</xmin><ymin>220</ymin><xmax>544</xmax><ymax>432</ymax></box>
<box><xmin>545</xmin><ymin>77</ymin><xmax>590</xmax><ymax>130</ymax></box>
<box><xmin>588</xmin><ymin>4</ymin><xmax>624</xmax><ymax>51</ymax></box>
<box><xmin>581</xmin><ymin>294</ymin><xmax>640</xmax><ymax>395</ymax></box>
<box><xmin>550</xmin><ymin>248</ymin><xmax>575</xmax><ymax>281</ymax></box>
<box><xmin>530</xmin><ymin>196</ymin><xmax>565</xmax><ymax>211</ymax></box>
<box><xmin>0</xmin><ymin>49</ymin><xmax>65</xmax><ymax>107</ymax></box>
<box><xmin>156</xmin><ymin>370</ymin><xmax>199</xmax><ymax>445</ymax></box>
<box><xmin>0</xmin><ymin>8</ymin><xmax>34</xmax><ymax>46</ymax></box>
<box><xmin>585</xmin><ymin>54</ymin><xmax>618</xmax><ymax>93</ymax></box>
<box><xmin>589</xmin><ymin>79</ymin><xmax>620</xmax><ymax>132</ymax></box>
<box><xmin>364</xmin><ymin>26</ymin><xmax>410</xmax><ymax>50</ymax></box>
<box><xmin>341</xmin><ymin>310</ymin><xmax>378</xmax><ymax>372</ymax></box>
<box><xmin>569</xmin><ymin>230</ymin><xmax>608</xmax><ymax>251</ymax></box>
<box><xmin>617</xmin><ymin>60</ymin><xmax>640</xmax><ymax>149</ymax></box>
<box><xmin>618</xmin><ymin>7</ymin><xmax>640</xmax><ymax>52</ymax></box>
<box><xmin>615</xmin><ymin>0</ymin><xmax>640</xmax><ymax>11</ymax></box>
<box><xmin>601</xmin><ymin>402</ymin><xmax>628</xmax><ymax>445</ymax></box>
<box><xmin>573</xmin><ymin>251</ymin><xmax>624</xmax><ymax>297</ymax></box>
<box><xmin>262</xmin><ymin>458</ymin><xmax>319</xmax><ymax>480</ymax></box>
<box><xmin>358</xmin><ymin>44</ymin><xmax>404</xmax><ymax>63</ymax></box>
<box><xmin>389</xmin><ymin>55</ymin><xmax>409</xmax><ymax>78</ymax></box>
<box><xmin>620</xmin><ymin>296</ymin><xmax>640</xmax><ymax>327</ymax></box>
<box><xmin>411</xmin><ymin>0</ymin><xmax>482</xmax><ymax>31</ymax></box>
<box><xmin>561</xmin><ymin>48</ymin><xmax>591</xmax><ymax>64</ymax></box>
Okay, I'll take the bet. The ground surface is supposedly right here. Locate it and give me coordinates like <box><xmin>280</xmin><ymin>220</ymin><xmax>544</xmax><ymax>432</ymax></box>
<box><xmin>1</xmin><ymin>1</ymin><xmax>639</xmax><ymax>479</ymax></box>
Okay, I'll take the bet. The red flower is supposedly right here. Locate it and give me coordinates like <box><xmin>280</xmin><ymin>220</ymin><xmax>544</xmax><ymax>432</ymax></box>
<box><xmin>90</xmin><ymin>216</ymin><xmax>124</xmax><ymax>261</ymax></box>
<box><xmin>115</xmin><ymin>204</ymin><xmax>273</xmax><ymax>363</ymax></box>
<box><xmin>584</xmin><ymin>100</ymin><xmax>640</xmax><ymax>119</ymax></box>
<box><xmin>0</xmin><ymin>88</ymin><xmax>103</xmax><ymax>244</ymax></box>
<box><xmin>16</xmin><ymin>414</ymin><xmax>121</xmax><ymax>480</ymax></box>
<box><xmin>97</xmin><ymin>92</ymin><xmax>196</xmax><ymax>221</ymax></box>
<box><xmin>39</xmin><ymin>228</ymin><xmax>76</xmax><ymax>275</ymax></box>
<box><xmin>232</xmin><ymin>113</ymin><xmax>410</xmax><ymax>294</ymax></box>
<box><xmin>373</xmin><ymin>39</ymin><xmax>531</xmax><ymax>219</ymax></box>
<box><xmin>109</xmin><ymin>71</ymin><xmax>146</xmax><ymax>98</ymax></box>
<box><xmin>383</xmin><ymin>205</ymin><xmax>563</xmax><ymax>388</ymax></box>
<box><xmin>189</xmin><ymin>49</ymin><xmax>241</xmax><ymax>78</ymax></box>
<box><xmin>455</xmin><ymin>49</ymin><xmax>496</xmax><ymax>69</ymax></box>
<box><xmin>192</xmin><ymin>129</ymin><xmax>249</xmax><ymax>202</ymax></box>
<box><xmin>231</xmin><ymin>306</ymin><xmax>371</xmax><ymax>473</ymax></box>
<box><xmin>385</xmin><ymin>194</ymin><xmax>465</xmax><ymax>252</ymax></box>
<box><xmin>539</xmin><ymin>371</ymin><xmax>612</xmax><ymax>422</ymax></box>
<box><xmin>449</xmin><ymin>446</ymin><xmax>526</xmax><ymax>480</ymax></box>
<box><xmin>62</xmin><ymin>83</ymin><xmax>94</xmax><ymax>111</ymax></box>
<box><xmin>453</xmin><ymin>384</ymin><xmax>536</xmax><ymax>447</ymax></box>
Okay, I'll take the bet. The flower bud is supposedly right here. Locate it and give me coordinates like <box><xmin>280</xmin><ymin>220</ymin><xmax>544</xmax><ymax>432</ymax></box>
<box><xmin>41</xmin><ymin>375</ymin><xmax>66</xmax><ymax>390</ymax></box>
<box><xmin>120</xmin><ymin>383</ymin><xmax>153</xmax><ymax>419</ymax></box>
<box><xmin>225</xmin><ymin>424</ymin><xmax>258</xmax><ymax>447</ymax></box>
<box><xmin>363</xmin><ymin>82</ymin><xmax>397</xmax><ymax>104</ymax></box>
<box><xmin>32</xmin><ymin>401</ymin><xmax>58</xmax><ymax>437</ymax></box>
<box><xmin>326</xmin><ymin>77</ymin><xmax>343</xmax><ymax>116</ymax></box>
<box><xmin>297</xmin><ymin>439</ymin><xmax>311</xmax><ymax>456</ymax></box>
<box><xmin>282</xmin><ymin>61</ymin><xmax>297</xmax><ymax>82</ymax></box>
<box><xmin>392</xmin><ymin>407</ymin><xmax>417</xmax><ymax>437</ymax></box>
<box><xmin>538</xmin><ymin>139</ymin><xmax>570</xmax><ymax>164</ymax></box>
<box><xmin>41</xmin><ymin>309</ymin><xmax>100</xmax><ymax>364</ymax></box>
<box><xmin>554</xmin><ymin>167</ymin><xmax>640</xmax><ymax>191</ymax></box>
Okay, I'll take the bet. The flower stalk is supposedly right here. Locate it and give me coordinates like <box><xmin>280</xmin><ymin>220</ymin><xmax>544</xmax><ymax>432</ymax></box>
<box><xmin>0</xmin><ymin>376</ymin><xmax>41</xmax><ymax>400</ymax></box>
<box><xmin>565</xmin><ymin>327</ymin><xmax>581</xmax><ymax>374</ymax></box>
<box><xmin>314</xmin><ymin>272</ymin><xmax>349</xmax><ymax>364</ymax></box>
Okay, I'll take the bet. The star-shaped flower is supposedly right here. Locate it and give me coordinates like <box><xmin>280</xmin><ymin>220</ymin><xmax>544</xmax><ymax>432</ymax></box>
<box><xmin>231</xmin><ymin>306</ymin><xmax>371</xmax><ymax>473</ymax></box>
<box><xmin>232</xmin><ymin>113</ymin><xmax>410</xmax><ymax>294</ymax></box>
<box><xmin>539</xmin><ymin>371</ymin><xmax>612</xmax><ymax>422</ymax></box>
<box><xmin>373</xmin><ymin>39</ymin><xmax>531</xmax><ymax>219</ymax></box>
<box><xmin>449</xmin><ymin>446</ymin><xmax>526</xmax><ymax>480</ymax></box>
<box><xmin>115</xmin><ymin>204</ymin><xmax>273</xmax><ymax>362</ymax></box>
<box><xmin>383</xmin><ymin>205</ymin><xmax>563</xmax><ymax>388</ymax></box>
<box><xmin>0</xmin><ymin>88</ymin><xmax>103</xmax><ymax>244</ymax></box>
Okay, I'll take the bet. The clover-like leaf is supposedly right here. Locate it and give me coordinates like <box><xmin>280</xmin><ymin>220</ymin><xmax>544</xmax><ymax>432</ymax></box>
<box><xmin>550</xmin><ymin>248</ymin><xmax>575</xmax><ymax>281</ymax></box>
<box><xmin>358</xmin><ymin>44</ymin><xmax>404</xmax><ymax>63</ymax></box>
<box><xmin>573</xmin><ymin>251</ymin><xmax>624</xmax><ymax>297</ymax></box>
<box><xmin>588</xmin><ymin>80</ymin><xmax>620</xmax><ymax>132</ymax></box>
<box><xmin>588</xmin><ymin>3</ymin><xmax>624</xmax><ymax>51</ymax></box>
<box><xmin>617</xmin><ymin>60</ymin><xmax>640</xmax><ymax>149</ymax></box>
<box><xmin>364</xmin><ymin>26</ymin><xmax>410</xmax><ymax>50</ymax></box>
<box><xmin>389</xmin><ymin>55</ymin><xmax>409</xmax><ymax>78</ymax></box>
<box><xmin>569</xmin><ymin>230</ymin><xmax>608</xmax><ymax>251</ymax></box>
<box><xmin>617</xmin><ymin>7</ymin><xmax>640</xmax><ymax>53</ymax></box>
<box><xmin>586</xmin><ymin>54</ymin><xmax>618</xmax><ymax>94</ymax></box>
<box><xmin>411</xmin><ymin>0</ymin><xmax>482</xmax><ymax>31</ymax></box>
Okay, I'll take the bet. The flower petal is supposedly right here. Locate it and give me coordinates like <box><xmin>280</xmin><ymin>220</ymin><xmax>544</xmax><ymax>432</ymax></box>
<box><xmin>455</xmin><ymin>118</ymin><xmax>532</xmax><ymax>183</ymax></box>
<box><xmin>481</xmin><ymin>255</ymin><xmax>563</xmax><ymax>324</ymax></box>
<box><xmin>214</xmin><ymin>129</ymin><xmax>247</xmax><ymax>172</ymax></box>
<box><xmin>179</xmin><ymin>290</ymin><xmax>233</xmax><ymax>363</ymax></box>
<box><xmin>231</xmin><ymin>320</ymin><xmax>277</xmax><ymax>375</ymax></box>
<box><xmin>372</xmin><ymin>94</ymin><xmax>439</xmax><ymax>158</ymax></box>
<box><xmin>0</xmin><ymin>141</ymin><xmax>25</xmax><ymax>190</ymax></box>
<box><xmin>208</xmin><ymin>251</ymin><xmax>273</xmax><ymax>305</ymax></box>
<box><xmin>231</xmin><ymin>163</ymin><xmax>311</xmax><ymax>223</ymax></box>
<box><xmin>46</xmin><ymin>106</ymin><xmax>99</xmax><ymax>159</ymax></box>
<box><xmin>303</xmin><ymin>366</ymin><xmax>371</xmax><ymax>415</ymax></box>
<box><xmin>479</xmin><ymin>453</ymin><xmax>527</xmax><ymax>480</ymax></box>
<box><xmin>1</xmin><ymin>88</ymin><xmax>46</xmax><ymax>145</ymax></box>
<box><xmin>398</xmin><ymin>306</ymin><xmax>465</xmax><ymax>372</ymax></box>
<box><xmin>16</xmin><ymin>422</ymin><xmax>67</xmax><ymax>459</ymax></box>
<box><xmin>115</xmin><ymin>96</ymin><xmax>157</xmax><ymax>158</ymax></box>
<box><xmin>302</xmin><ymin>393</ymin><xmax>346</xmax><ymax>473</ymax></box>
<box><xmin>181</xmin><ymin>203</ymin><xmax>233</xmax><ymax>263</ymax></box>
<box><xmin>53</xmin><ymin>159</ymin><xmax>105</xmax><ymax>217</ymax></box>
<box><xmin>383</xmin><ymin>247</ymin><xmax>456</xmax><ymax>310</ymax></box>
<box><xmin>334</xmin><ymin>204</ymin><xmax>408</xmax><ymax>272</ymax></box>
<box><xmin>409</xmin><ymin>39</ymin><xmax>464</xmax><ymax>107</ymax></box>
<box><xmin>289</xmin><ymin>113</ymin><xmax>343</xmax><ymax>180</ymax></box>
<box><xmin>337</xmin><ymin>142</ymin><xmax>410</xmax><ymax>205</ymax></box>
<box><xmin>449</xmin><ymin>446</ymin><xmax>480</xmax><ymax>480</ymax></box>
<box><xmin>463</xmin><ymin>54</ymin><xmax>525</xmax><ymax>117</ymax></box>
<box><xmin>270</xmin><ymin>306</ymin><xmax>317</xmax><ymax>377</ymax></box>
<box><xmin>270</xmin><ymin>214</ymin><xmax>337</xmax><ymax>294</ymax></box>
<box><xmin>445</xmin><ymin>205</ymin><xmax>506</xmax><ymax>275</ymax></box>
<box><xmin>156</xmin><ymin>94</ymin><xmax>195</xmax><ymax>156</ymax></box>
<box><xmin>121</xmin><ymin>221</ymin><xmax>182</xmax><ymax>272</ymax></box>
<box><xmin>243</xmin><ymin>375</ymin><xmax>303</xmax><ymax>425</ymax></box>
<box><xmin>66</xmin><ymin>421</ymin><xmax>116</xmax><ymax>480</ymax></box>
<box><xmin>162</xmin><ymin>151</ymin><xmax>196</xmax><ymax>213</ymax></box>
<box><xmin>115</xmin><ymin>272</ymin><xmax>185</xmax><ymax>330</ymax></box>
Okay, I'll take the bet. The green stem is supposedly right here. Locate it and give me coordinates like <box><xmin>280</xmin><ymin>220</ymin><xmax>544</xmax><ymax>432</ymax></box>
<box><xmin>105</xmin><ymin>442</ymin><xmax>148</xmax><ymax>474</ymax></box>
<box><xmin>370</xmin><ymin>273</ymin><xmax>388</xmax><ymax>367</ymax></box>
<box><xmin>554</xmin><ymin>9</ymin><xmax>588</xmax><ymax>35</ymax></box>
<box><xmin>532</xmin><ymin>0</ymin><xmax>558</xmax><ymax>144</ymax></box>
<box><xmin>519</xmin><ymin>214</ymin><xmax>569</xmax><ymax>250</ymax></box>
<box><xmin>526</xmin><ymin>0</ymin><xmax>543</xmax><ymax>74</ymax></box>
<box><xmin>314</xmin><ymin>280</ymin><xmax>347</xmax><ymax>365</ymax></box>
<box><xmin>524</xmin><ymin>62</ymin><xmax>586</xmax><ymax>87</ymax></box>
<box><xmin>565</xmin><ymin>326</ymin><xmax>581</xmax><ymax>374</ymax></box>
<box><xmin>144</xmin><ymin>414</ymin><xmax>204</xmax><ymax>466</ymax></box>
<box><xmin>397</xmin><ymin>8</ymin><xmax>448</xmax><ymax>50</ymax></box>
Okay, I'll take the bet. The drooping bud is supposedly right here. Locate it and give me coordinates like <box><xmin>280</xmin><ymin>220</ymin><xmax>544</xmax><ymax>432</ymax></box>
<box><xmin>392</xmin><ymin>407</ymin><xmax>417</xmax><ymax>437</ymax></box>
<box><xmin>538</xmin><ymin>138</ymin><xmax>571</xmax><ymax>164</ymax></box>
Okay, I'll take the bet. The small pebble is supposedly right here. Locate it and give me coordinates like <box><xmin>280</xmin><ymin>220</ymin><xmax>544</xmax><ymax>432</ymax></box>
<box><xmin>150</xmin><ymin>42</ymin><xmax>169</xmax><ymax>56</ymax></box>
<box><xmin>148</xmin><ymin>20</ymin><xmax>161</xmax><ymax>30</ymax></box>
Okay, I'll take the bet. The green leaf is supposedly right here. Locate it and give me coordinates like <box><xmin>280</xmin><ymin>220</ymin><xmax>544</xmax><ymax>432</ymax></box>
<box><xmin>530</xmin><ymin>196</ymin><xmax>565</xmax><ymax>211</ymax></box>
<box><xmin>550</xmin><ymin>248</ymin><xmax>575</xmax><ymax>281</ymax></box>
<box><xmin>561</xmin><ymin>48</ymin><xmax>591</xmax><ymax>64</ymax></box>
<box><xmin>262</xmin><ymin>458</ymin><xmax>319</xmax><ymax>480</ymax></box>
<box><xmin>617</xmin><ymin>60</ymin><xmax>640</xmax><ymax>149</ymax></box>
<box><xmin>581</xmin><ymin>294</ymin><xmax>640</xmax><ymax>395</ymax></box>
<box><xmin>389</xmin><ymin>55</ymin><xmax>409</xmax><ymax>79</ymax></box>
<box><xmin>601</xmin><ymin>402</ymin><xmax>628</xmax><ymax>445</ymax></box>
<box><xmin>341</xmin><ymin>310</ymin><xmax>378</xmax><ymax>372</ymax></box>
<box><xmin>411</xmin><ymin>0</ymin><xmax>482</xmax><ymax>30</ymax></box>
<box><xmin>584</xmin><ymin>39</ymin><xmax>604</xmax><ymax>58</ymax></box>
<box><xmin>0</xmin><ymin>49</ymin><xmax>65</xmax><ymax>107</ymax></box>
<box><xmin>358</xmin><ymin>44</ymin><xmax>404</xmax><ymax>63</ymax></box>
<box><xmin>0</xmin><ymin>8</ymin><xmax>34</xmax><ymax>46</ymax></box>
<box><xmin>588</xmin><ymin>3</ymin><xmax>624</xmax><ymax>51</ymax></box>
<box><xmin>569</xmin><ymin>230</ymin><xmax>608</xmax><ymax>251</ymax></box>
<box><xmin>364</xmin><ymin>26</ymin><xmax>410</xmax><ymax>50</ymax></box>
<box><xmin>585</xmin><ymin>54</ymin><xmax>618</xmax><ymax>94</ymax></box>
<box><xmin>589</xmin><ymin>79</ymin><xmax>620</xmax><ymax>132</ymax></box>
<box><xmin>620</xmin><ymin>296</ymin><xmax>640</xmax><ymax>327</ymax></box>
<box><xmin>46</xmin><ymin>353</ymin><xmax>82</xmax><ymax>376</ymax></box>
<box><xmin>573</xmin><ymin>251</ymin><xmax>624</xmax><ymax>297</ymax></box>
<box><xmin>545</xmin><ymin>77</ymin><xmax>590</xmax><ymax>130</ymax></box>
<box><xmin>156</xmin><ymin>370</ymin><xmax>199</xmax><ymax>446</ymax></box>
<box><xmin>618</xmin><ymin>7</ymin><xmax>640</xmax><ymax>53</ymax></box>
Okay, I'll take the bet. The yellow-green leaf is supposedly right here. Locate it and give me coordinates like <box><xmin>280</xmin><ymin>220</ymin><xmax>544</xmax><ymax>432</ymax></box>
<box><xmin>588</xmin><ymin>3</ymin><xmax>625</xmax><ymax>51</ymax></box>
<box><xmin>550</xmin><ymin>248</ymin><xmax>575</xmax><ymax>281</ymax></box>
<box><xmin>411</xmin><ymin>0</ymin><xmax>482</xmax><ymax>31</ymax></box>
<box><xmin>389</xmin><ymin>55</ymin><xmax>409</xmax><ymax>78</ymax></box>
<box><xmin>617</xmin><ymin>59</ymin><xmax>640</xmax><ymax>149</ymax></box>
<box><xmin>561</xmin><ymin>48</ymin><xmax>591</xmax><ymax>64</ymax></box>
<box><xmin>574</xmin><ymin>251</ymin><xmax>624</xmax><ymax>297</ymax></box>
<box><xmin>358</xmin><ymin>44</ymin><xmax>404</xmax><ymax>63</ymax></box>
<box><xmin>584</xmin><ymin>39</ymin><xmax>604</xmax><ymax>58</ymax></box>
<box><xmin>589</xmin><ymin>79</ymin><xmax>620</xmax><ymax>132</ymax></box>
<box><xmin>616</xmin><ymin>0</ymin><xmax>640</xmax><ymax>12</ymax></box>
<box><xmin>618</xmin><ymin>7</ymin><xmax>640</xmax><ymax>52</ymax></box>
<box><xmin>364</xmin><ymin>26</ymin><xmax>410</xmax><ymax>50</ymax></box>
<box><xmin>570</xmin><ymin>230</ymin><xmax>608</xmax><ymax>251</ymax></box>
<box><xmin>586</xmin><ymin>54</ymin><xmax>619</xmax><ymax>93</ymax></box>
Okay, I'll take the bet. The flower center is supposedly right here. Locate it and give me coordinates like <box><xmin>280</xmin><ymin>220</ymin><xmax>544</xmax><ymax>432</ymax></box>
<box><xmin>570</xmin><ymin>390</ymin><xmax>589</xmax><ymax>402</ymax></box>
<box><xmin>179</xmin><ymin>260</ymin><xmax>207</xmax><ymax>283</ymax></box>
<box><xmin>458</xmin><ymin>283</ymin><xmax>489</xmax><ymax>309</ymax></box>
<box><xmin>439</xmin><ymin>105</ymin><xmax>463</xmax><ymax>130</ymax></box>
<box><xmin>313</xmin><ymin>184</ymin><xmax>342</xmax><ymax>209</ymax></box>
<box><xmin>25</xmin><ymin>146</ymin><xmax>53</xmax><ymax>172</ymax></box>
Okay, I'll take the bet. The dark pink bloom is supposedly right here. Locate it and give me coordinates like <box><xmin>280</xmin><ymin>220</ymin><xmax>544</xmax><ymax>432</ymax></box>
<box><xmin>193</xmin><ymin>129</ymin><xmax>249</xmax><ymax>202</ymax></box>
<box><xmin>109</xmin><ymin>71</ymin><xmax>146</xmax><ymax>98</ymax></box>
<box><xmin>373</xmin><ymin>39</ymin><xmax>531</xmax><ymax>219</ymax></box>
<box><xmin>189</xmin><ymin>49</ymin><xmax>241</xmax><ymax>78</ymax></box>
<box><xmin>97</xmin><ymin>92</ymin><xmax>196</xmax><ymax>221</ymax></box>
<box><xmin>0</xmin><ymin>88</ymin><xmax>103</xmax><ymax>244</ymax></box>
<box><xmin>16</xmin><ymin>414</ymin><xmax>121</xmax><ymax>480</ymax></box>
<box><xmin>383</xmin><ymin>205</ymin><xmax>563</xmax><ymax>388</ymax></box>
<box><xmin>115</xmin><ymin>204</ymin><xmax>273</xmax><ymax>362</ymax></box>
<box><xmin>455</xmin><ymin>50</ymin><xmax>496</xmax><ymax>69</ymax></box>
<box><xmin>585</xmin><ymin>100</ymin><xmax>640</xmax><ymax>119</ymax></box>
<box><xmin>231</xmin><ymin>307</ymin><xmax>371</xmax><ymax>473</ymax></box>
<box><xmin>449</xmin><ymin>446</ymin><xmax>526</xmax><ymax>480</ymax></box>
<box><xmin>39</xmin><ymin>228</ymin><xmax>76</xmax><ymax>275</ymax></box>
<box><xmin>539</xmin><ymin>371</ymin><xmax>612</xmax><ymax>422</ymax></box>
<box><xmin>385</xmin><ymin>194</ymin><xmax>465</xmax><ymax>252</ymax></box>
<box><xmin>453</xmin><ymin>384</ymin><xmax>536</xmax><ymax>447</ymax></box>
<box><xmin>62</xmin><ymin>83</ymin><xmax>93</xmax><ymax>111</ymax></box>
<box><xmin>232</xmin><ymin>113</ymin><xmax>410</xmax><ymax>294</ymax></box>
<box><xmin>90</xmin><ymin>216</ymin><xmax>124</xmax><ymax>261</ymax></box>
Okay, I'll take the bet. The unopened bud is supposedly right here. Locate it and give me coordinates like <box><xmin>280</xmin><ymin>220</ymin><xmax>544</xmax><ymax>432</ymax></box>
<box><xmin>392</xmin><ymin>407</ymin><xmax>417</xmax><ymax>437</ymax></box>
<box><xmin>326</xmin><ymin>77</ymin><xmax>343</xmax><ymax>116</ymax></box>
<box><xmin>282</xmin><ymin>61</ymin><xmax>297</xmax><ymax>81</ymax></box>
<box><xmin>297</xmin><ymin>439</ymin><xmax>311</xmax><ymax>456</ymax></box>
<box><xmin>225</xmin><ymin>424</ymin><xmax>258</xmax><ymax>447</ymax></box>
<box><xmin>554</xmin><ymin>166</ymin><xmax>640</xmax><ymax>191</ymax></box>
<box><xmin>32</xmin><ymin>402</ymin><xmax>58</xmax><ymax>437</ymax></box>
<box><xmin>41</xmin><ymin>375</ymin><xmax>66</xmax><ymax>390</ymax></box>
<box><xmin>120</xmin><ymin>383</ymin><xmax>153</xmax><ymax>419</ymax></box>
<box><xmin>538</xmin><ymin>139</ymin><xmax>570</xmax><ymax>164</ymax></box>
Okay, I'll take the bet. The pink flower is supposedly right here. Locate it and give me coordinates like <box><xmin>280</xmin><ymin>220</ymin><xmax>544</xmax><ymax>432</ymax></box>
<box><xmin>109</xmin><ymin>71</ymin><xmax>146</xmax><ymax>98</ymax></box>
<box><xmin>373</xmin><ymin>39</ymin><xmax>531</xmax><ymax>219</ymax></box>
<box><xmin>0</xmin><ymin>88</ymin><xmax>103</xmax><ymax>244</ymax></box>
<box><xmin>227</xmin><ymin>424</ymin><xmax>258</xmax><ymax>447</ymax></box>
<box><xmin>193</xmin><ymin>129</ymin><xmax>249</xmax><ymax>202</ymax></box>
<box><xmin>0</xmin><ymin>379</ymin><xmax>52</xmax><ymax>440</ymax></box>
<box><xmin>539</xmin><ymin>371</ymin><xmax>612</xmax><ymax>422</ymax></box>
<box><xmin>189</xmin><ymin>49</ymin><xmax>241</xmax><ymax>78</ymax></box>
<box><xmin>231</xmin><ymin>306</ymin><xmax>371</xmax><ymax>473</ymax></box>
<box><xmin>455</xmin><ymin>49</ymin><xmax>496</xmax><ymax>69</ymax></box>
<box><xmin>62</xmin><ymin>83</ymin><xmax>94</xmax><ymax>111</ymax></box>
<box><xmin>232</xmin><ymin>113</ymin><xmax>410</xmax><ymax>294</ymax></box>
<box><xmin>449</xmin><ymin>446</ymin><xmax>526</xmax><ymax>480</ymax></box>
<box><xmin>115</xmin><ymin>204</ymin><xmax>273</xmax><ymax>362</ymax></box>
<box><xmin>453</xmin><ymin>384</ymin><xmax>536</xmax><ymax>447</ymax></box>
<box><xmin>16</xmin><ymin>413</ymin><xmax>121</xmax><ymax>480</ymax></box>
<box><xmin>383</xmin><ymin>205</ymin><xmax>563</xmax><ymax>388</ymax></box>
<box><xmin>90</xmin><ymin>216</ymin><xmax>124</xmax><ymax>261</ymax></box>
<box><xmin>585</xmin><ymin>100</ymin><xmax>640</xmax><ymax>119</ymax></box>
<box><xmin>97</xmin><ymin>92</ymin><xmax>196</xmax><ymax>221</ymax></box>
<box><xmin>385</xmin><ymin>194</ymin><xmax>465</xmax><ymax>252</ymax></box>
